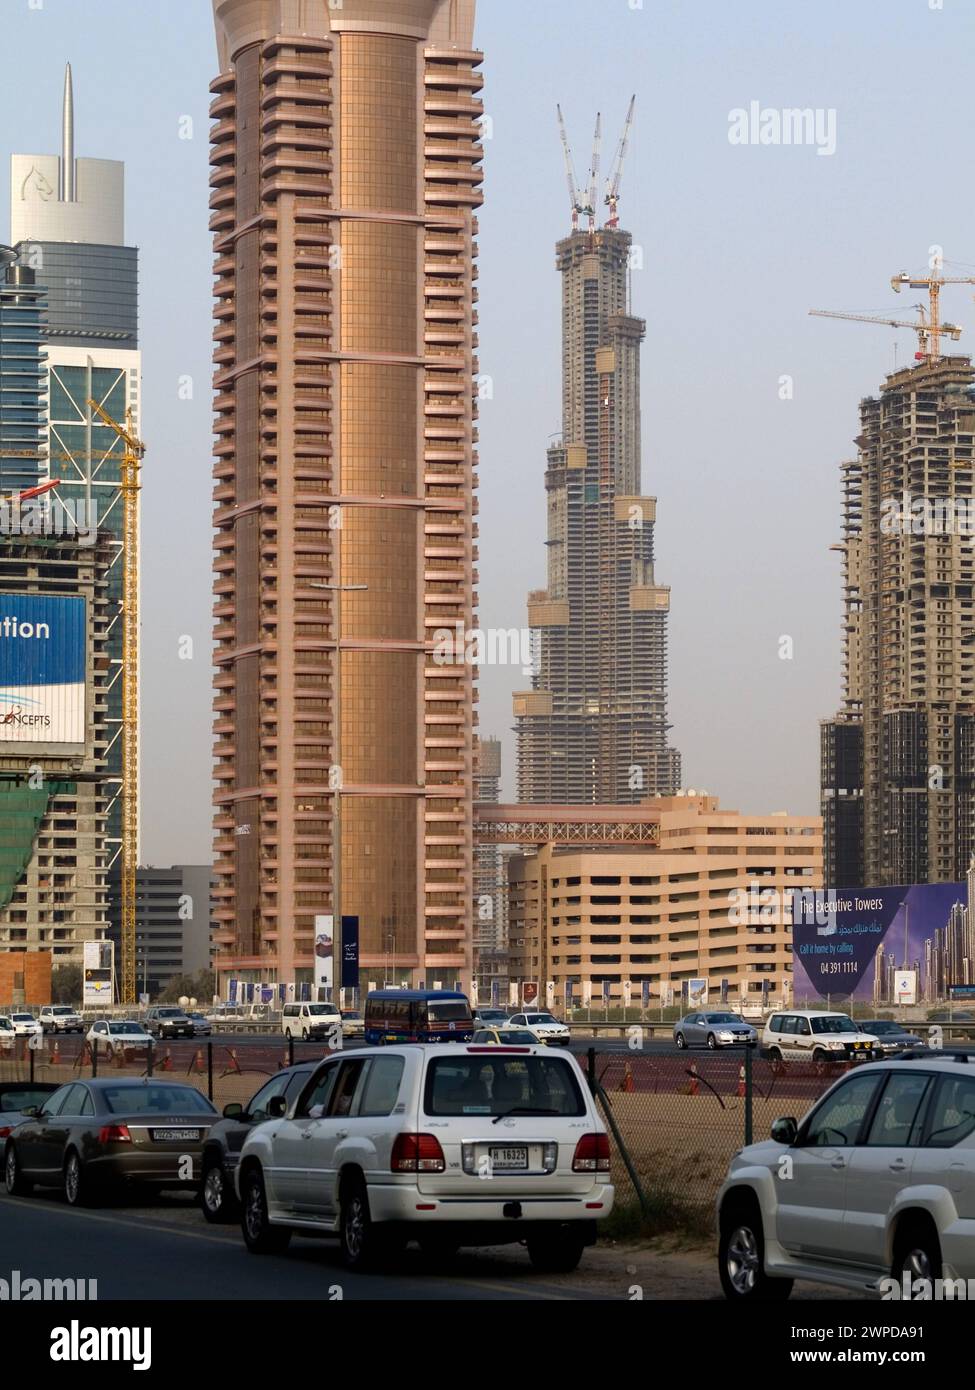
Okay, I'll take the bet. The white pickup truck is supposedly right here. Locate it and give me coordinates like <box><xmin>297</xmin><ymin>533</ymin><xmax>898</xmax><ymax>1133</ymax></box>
<box><xmin>39</xmin><ymin>1005</ymin><xmax>84</xmax><ymax>1033</ymax></box>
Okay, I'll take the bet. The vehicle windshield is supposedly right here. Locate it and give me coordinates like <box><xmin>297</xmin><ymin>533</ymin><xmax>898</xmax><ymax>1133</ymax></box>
<box><xmin>49</xmin><ymin>1007</ymin><xmax>73</xmax><ymax>1015</ymax></box>
<box><xmin>10</xmin><ymin>1014</ymin><xmax>34</xmax><ymax>1022</ymax></box>
<box><xmin>426</xmin><ymin>1002</ymin><xmax>472</xmax><ymax>1022</ymax></box>
<box><xmin>810</xmin><ymin>1015</ymin><xmax>858</xmax><ymax>1034</ymax></box>
<box><xmin>156</xmin><ymin>1010</ymin><xmax>185</xmax><ymax>1018</ymax></box>
<box><xmin>101</xmin><ymin>1085</ymin><xmax>216</xmax><ymax>1115</ymax></box>
<box><xmin>109</xmin><ymin>1022</ymin><xmax>147</xmax><ymax>1035</ymax></box>
<box><xmin>525</xmin><ymin>1014</ymin><xmax>557</xmax><ymax>1024</ymax></box>
<box><xmin>866</xmin><ymin>1022</ymin><xmax>897</xmax><ymax>1034</ymax></box>
<box><xmin>425</xmin><ymin>1055</ymin><xmax>585</xmax><ymax>1117</ymax></box>
<box><xmin>498</xmin><ymin>1030</ymin><xmax>539</xmax><ymax>1043</ymax></box>
<box><xmin>705</xmin><ymin>1014</ymin><xmax>744</xmax><ymax>1024</ymax></box>
<box><xmin>0</xmin><ymin>1088</ymin><xmax>54</xmax><ymax>1112</ymax></box>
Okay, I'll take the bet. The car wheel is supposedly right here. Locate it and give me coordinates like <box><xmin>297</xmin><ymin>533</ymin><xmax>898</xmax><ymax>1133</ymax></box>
<box><xmin>240</xmin><ymin>1166</ymin><xmax>291</xmax><ymax>1254</ymax></box>
<box><xmin>5</xmin><ymin>1143</ymin><xmax>32</xmax><ymax>1196</ymax></box>
<box><xmin>106</xmin><ymin>1044</ymin><xmax>115</xmax><ymax>1062</ymax></box>
<box><xmin>201</xmin><ymin>1158</ymin><xmax>236</xmax><ymax>1224</ymax></box>
<box><xmin>527</xmin><ymin>1231</ymin><xmax>586</xmax><ymax>1274</ymax></box>
<box><xmin>718</xmin><ymin>1202</ymin><xmax>792</xmax><ymax>1301</ymax></box>
<box><xmin>284</xmin><ymin>1028</ymin><xmax>292</xmax><ymax>1040</ymax></box>
<box><xmin>893</xmin><ymin>1220</ymin><xmax>943</xmax><ymax>1285</ymax></box>
<box><xmin>707</xmin><ymin>1034</ymin><xmax>717</xmax><ymax>1050</ymax></box>
<box><xmin>675</xmin><ymin>1033</ymin><xmax>686</xmax><ymax>1049</ymax></box>
<box><xmin>767</xmin><ymin>1047</ymin><xmax>783</xmax><ymax>1072</ymax></box>
<box><xmin>340</xmin><ymin>1174</ymin><xmax>382</xmax><ymax>1271</ymax></box>
<box><xmin>64</xmin><ymin>1150</ymin><xmax>97</xmax><ymax>1208</ymax></box>
<box><xmin>812</xmin><ymin>1048</ymin><xmax>829</xmax><ymax>1071</ymax></box>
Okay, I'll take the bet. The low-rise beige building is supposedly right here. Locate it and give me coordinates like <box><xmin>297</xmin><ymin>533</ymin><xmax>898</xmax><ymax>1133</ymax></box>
<box><xmin>507</xmin><ymin>795</ymin><xmax>822</xmax><ymax>1009</ymax></box>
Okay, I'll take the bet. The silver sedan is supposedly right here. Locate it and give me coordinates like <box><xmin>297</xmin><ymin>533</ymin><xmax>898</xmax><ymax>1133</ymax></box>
<box><xmin>674</xmin><ymin>1012</ymin><xmax>758</xmax><ymax>1049</ymax></box>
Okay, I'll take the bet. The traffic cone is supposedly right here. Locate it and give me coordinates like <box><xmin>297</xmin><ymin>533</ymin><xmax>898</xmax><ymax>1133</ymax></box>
<box><xmin>187</xmin><ymin>1048</ymin><xmax>205</xmax><ymax>1076</ymax></box>
<box><xmin>279</xmin><ymin>1048</ymin><xmax>289</xmax><ymax>1072</ymax></box>
<box><xmin>618</xmin><ymin>1060</ymin><xmax>634</xmax><ymax>1093</ymax></box>
<box><xmin>738</xmin><ymin>1064</ymin><xmax>746</xmax><ymax>1099</ymax></box>
<box><xmin>51</xmin><ymin>1039</ymin><xmax>61</xmax><ymax>1066</ymax></box>
<box><xmin>688</xmin><ymin>1062</ymin><xmax>699</xmax><ymax>1096</ymax></box>
<box><xmin>161</xmin><ymin>1048</ymin><xmax>173</xmax><ymax>1071</ymax></box>
<box><xmin>221</xmin><ymin>1048</ymin><xmax>242</xmax><ymax>1079</ymax></box>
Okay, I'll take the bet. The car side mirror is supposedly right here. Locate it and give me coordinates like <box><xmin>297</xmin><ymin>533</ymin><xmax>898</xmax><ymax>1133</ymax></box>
<box><xmin>222</xmin><ymin>1102</ymin><xmax>244</xmax><ymax>1120</ymax></box>
<box><xmin>267</xmin><ymin>1096</ymin><xmax>287</xmax><ymax>1118</ymax></box>
<box><xmin>771</xmin><ymin>1115</ymin><xmax>798</xmax><ymax>1145</ymax></box>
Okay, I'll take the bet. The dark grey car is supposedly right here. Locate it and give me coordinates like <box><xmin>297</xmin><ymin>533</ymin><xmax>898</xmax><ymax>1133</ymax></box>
<box><xmin>3</xmin><ymin>1077</ymin><xmax>217</xmax><ymax>1206</ymax></box>
<box><xmin>199</xmin><ymin>1064</ymin><xmax>314</xmax><ymax>1223</ymax></box>
<box><xmin>674</xmin><ymin>1012</ymin><xmax>758</xmax><ymax>1049</ymax></box>
<box><xmin>858</xmin><ymin>1020</ymin><xmax>925</xmax><ymax>1054</ymax></box>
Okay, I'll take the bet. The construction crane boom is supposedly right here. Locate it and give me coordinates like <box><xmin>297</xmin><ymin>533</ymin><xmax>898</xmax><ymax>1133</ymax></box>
<box><xmin>85</xmin><ymin>398</ymin><xmax>143</xmax><ymax>1008</ymax></box>
<box><xmin>586</xmin><ymin>112</ymin><xmax>602</xmax><ymax>232</ymax></box>
<box><xmin>604</xmin><ymin>95</ymin><xmax>636</xmax><ymax>228</ymax></box>
<box><xmin>810</xmin><ymin>306</ymin><xmax>962</xmax><ymax>361</ymax></box>
<box><xmin>557</xmin><ymin>104</ymin><xmax>583</xmax><ymax>231</ymax></box>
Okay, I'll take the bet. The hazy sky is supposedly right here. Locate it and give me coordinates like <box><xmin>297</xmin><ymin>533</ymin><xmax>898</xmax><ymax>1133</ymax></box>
<box><xmin>3</xmin><ymin>0</ymin><xmax>974</xmax><ymax>863</ymax></box>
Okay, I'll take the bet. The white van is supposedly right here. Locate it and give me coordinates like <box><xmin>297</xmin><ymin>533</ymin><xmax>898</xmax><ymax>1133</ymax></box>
<box><xmin>281</xmin><ymin>1002</ymin><xmax>341</xmax><ymax>1041</ymax></box>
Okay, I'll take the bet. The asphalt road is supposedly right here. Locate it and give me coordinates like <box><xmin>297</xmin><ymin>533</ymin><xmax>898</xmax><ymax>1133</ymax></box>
<box><xmin>0</xmin><ymin>1189</ymin><xmax>615</xmax><ymax>1301</ymax></box>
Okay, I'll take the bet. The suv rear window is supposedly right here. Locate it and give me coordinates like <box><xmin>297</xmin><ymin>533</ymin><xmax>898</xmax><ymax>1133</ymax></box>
<box><xmin>424</xmin><ymin>1055</ymin><xmax>586</xmax><ymax>1117</ymax></box>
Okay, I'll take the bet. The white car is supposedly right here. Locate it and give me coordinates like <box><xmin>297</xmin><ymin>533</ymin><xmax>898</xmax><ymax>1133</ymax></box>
<box><xmin>717</xmin><ymin>1054</ymin><xmax>975</xmax><ymax>1299</ymax></box>
<box><xmin>7</xmin><ymin>1013</ymin><xmax>42</xmax><ymax>1040</ymax></box>
<box><xmin>0</xmin><ymin>1017</ymin><xmax>17</xmax><ymax>1050</ymax></box>
<box><xmin>39</xmin><ymin>1005</ymin><xmax>84</xmax><ymax>1034</ymax></box>
<box><xmin>236</xmin><ymin>1042</ymin><xmax>613</xmax><ymax>1272</ymax></box>
<box><xmin>86</xmin><ymin>1019</ymin><xmax>152</xmax><ymax>1057</ymax></box>
<box><xmin>762</xmin><ymin>1010</ymin><xmax>878</xmax><ymax>1066</ymax></box>
<box><xmin>505</xmin><ymin>1013</ymin><xmax>571</xmax><ymax>1046</ymax></box>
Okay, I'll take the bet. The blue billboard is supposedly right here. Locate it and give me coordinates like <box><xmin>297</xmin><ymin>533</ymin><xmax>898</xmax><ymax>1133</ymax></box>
<box><xmin>792</xmin><ymin>883</ymin><xmax>970</xmax><ymax>1003</ymax></box>
<box><xmin>0</xmin><ymin>593</ymin><xmax>86</xmax><ymax>745</ymax></box>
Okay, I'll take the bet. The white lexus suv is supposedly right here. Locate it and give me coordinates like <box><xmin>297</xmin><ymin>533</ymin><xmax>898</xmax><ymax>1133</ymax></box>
<box><xmin>717</xmin><ymin>1052</ymin><xmax>975</xmax><ymax>1299</ymax></box>
<box><xmin>235</xmin><ymin>1042</ymin><xmax>613</xmax><ymax>1272</ymax></box>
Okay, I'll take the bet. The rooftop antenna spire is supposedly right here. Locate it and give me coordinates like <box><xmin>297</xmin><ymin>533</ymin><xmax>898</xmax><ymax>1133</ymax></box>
<box><xmin>61</xmin><ymin>62</ymin><xmax>75</xmax><ymax>202</ymax></box>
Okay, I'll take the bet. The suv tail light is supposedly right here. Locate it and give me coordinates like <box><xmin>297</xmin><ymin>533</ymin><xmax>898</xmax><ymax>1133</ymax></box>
<box><xmin>572</xmin><ymin>1133</ymin><xmax>610</xmax><ymax>1173</ymax></box>
<box><xmin>391</xmin><ymin>1133</ymin><xmax>446</xmax><ymax>1174</ymax></box>
<box><xmin>97</xmin><ymin>1125</ymin><xmax>132</xmax><ymax>1145</ymax></box>
<box><xmin>0</xmin><ymin>1126</ymin><xmax>11</xmax><ymax>1140</ymax></box>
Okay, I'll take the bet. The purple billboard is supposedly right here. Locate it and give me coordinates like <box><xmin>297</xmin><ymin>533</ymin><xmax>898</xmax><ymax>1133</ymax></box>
<box><xmin>792</xmin><ymin>883</ymin><xmax>971</xmax><ymax>1003</ymax></box>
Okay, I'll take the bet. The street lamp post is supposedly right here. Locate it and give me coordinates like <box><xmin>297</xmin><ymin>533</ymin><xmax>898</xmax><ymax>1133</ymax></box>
<box><xmin>310</xmin><ymin>581</ymin><xmax>367</xmax><ymax>1002</ymax></box>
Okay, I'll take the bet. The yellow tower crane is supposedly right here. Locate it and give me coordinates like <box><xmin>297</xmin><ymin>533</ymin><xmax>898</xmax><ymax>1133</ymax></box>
<box><xmin>85</xmin><ymin>400</ymin><xmax>144</xmax><ymax>1006</ymax></box>
<box><xmin>811</xmin><ymin>263</ymin><xmax>975</xmax><ymax>362</ymax></box>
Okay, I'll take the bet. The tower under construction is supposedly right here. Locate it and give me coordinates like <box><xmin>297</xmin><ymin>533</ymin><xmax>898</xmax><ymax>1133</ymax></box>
<box><xmin>822</xmin><ymin>351</ymin><xmax>975</xmax><ymax>887</ymax></box>
<box><xmin>514</xmin><ymin>105</ymin><xmax>680</xmax><ymax>803</ymax></box>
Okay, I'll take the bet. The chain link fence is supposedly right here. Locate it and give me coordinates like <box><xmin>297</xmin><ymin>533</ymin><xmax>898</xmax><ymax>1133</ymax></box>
<box><xmin>1</xmin><ymin>1036</ymin><xmax>856</xmax><ymax>1235</ymax></box>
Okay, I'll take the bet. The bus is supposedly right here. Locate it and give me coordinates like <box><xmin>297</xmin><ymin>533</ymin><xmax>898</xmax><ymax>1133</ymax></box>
<box><xmin>363</xmin><ymin>990</ymin><xmax>475</xmax><ymax>1045</ymax></box>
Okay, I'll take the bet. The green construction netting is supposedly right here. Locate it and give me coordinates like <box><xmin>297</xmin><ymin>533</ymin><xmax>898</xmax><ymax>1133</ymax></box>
<box><xmin>0</xmin><ymin>779</ymin><xmax>75</xmax><ymax>912</ymax></box>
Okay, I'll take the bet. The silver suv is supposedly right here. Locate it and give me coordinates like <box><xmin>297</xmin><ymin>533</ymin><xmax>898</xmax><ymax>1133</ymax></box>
<box><xmin>717</xmin><ymin>1053</ymin><xmax>975</xmax><ymax>1299</ymax></box>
